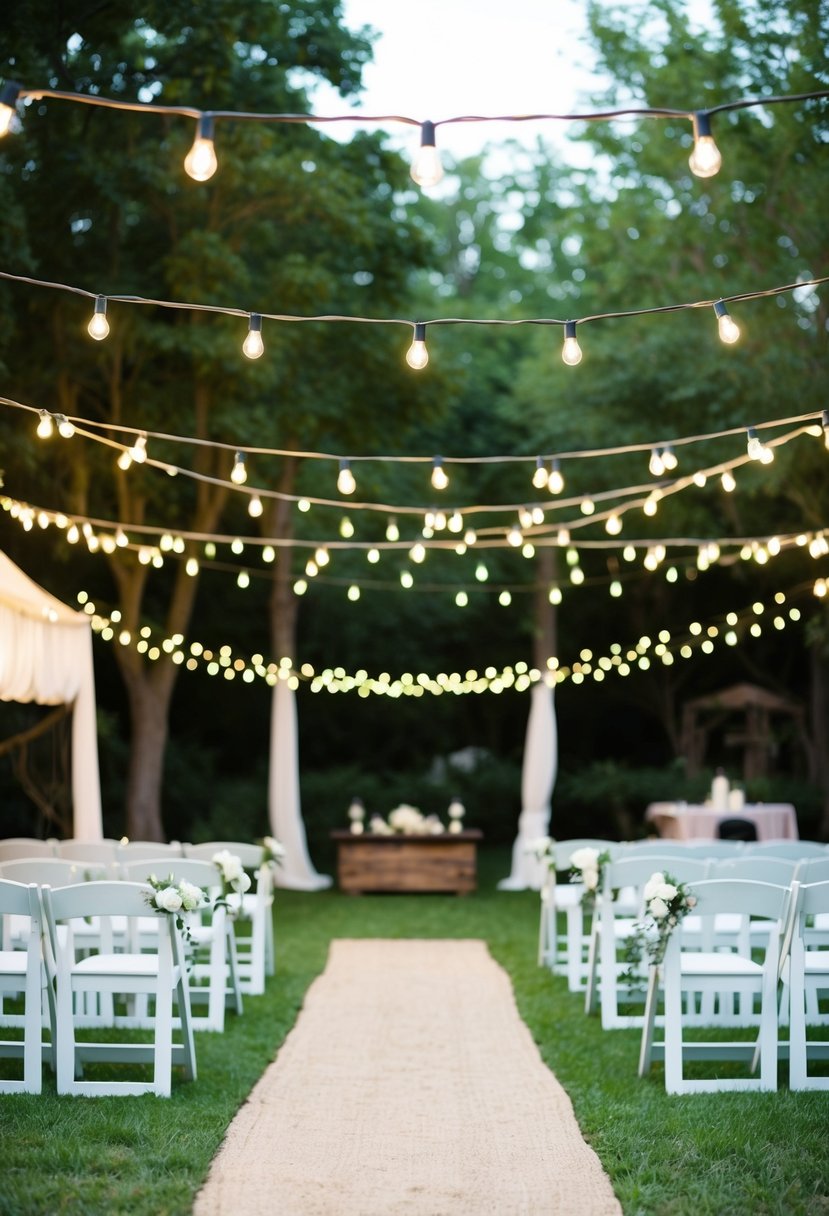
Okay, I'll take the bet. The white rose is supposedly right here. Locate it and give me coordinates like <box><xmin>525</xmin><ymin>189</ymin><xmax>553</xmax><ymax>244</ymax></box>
<box><xmin>155</xmin><ymin>886</ymin><xmax>183</xmax><ymax>913</ymax></box>
<box><xmin>654</xmin><ymin>883</ymin><xmax>677</xmax><ymax>903</ymax></box>
<box><xmin>643</xmin><ymin>872</ymin><xmax>665</xmax><ymax>901</ymax></box>
<box><xmin>649</xmin><ymin>896</ymin><xmax>669</xmax><ymax>919</ymax></box>
<box><xmin>369</xmin><ymin>816</ymin><xmax>392</xmax><ymax>835</ymax></box>
<box><xmin>233</xmin><ymin>871</ymin><xmax>252</xmax><ymax>894</ymax></box>
<box><xmin>264</xmin><ymin>836</ymin><xmax>285</xmax><ymax>857</ymax></box>
<box><xmin>179</xmin><ymin>880</ymin><xmax>205</xmax><ymax>911</ymax></box>
<box><xmin>581</xmin><ymin>866</ymin><xmax>599</xmax><ymax>891</ymax></box>
<box><xmin>570</xmin><ymin>847</ymin><xmax>599</xmax><ymax>871</ymax></box>
<box><xmin>527</xmin><ymin>836</ymin><xmax>552</xmax><ymax>858</ymax></box>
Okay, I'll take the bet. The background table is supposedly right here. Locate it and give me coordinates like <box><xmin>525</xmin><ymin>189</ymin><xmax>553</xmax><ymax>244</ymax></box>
<box><xmin>332</xmin><ymin>830</ymin><xmax>482</xmax><ymax>894</ymax></box>
<box><xmin>644</xmin><ymin>802</ymin><xmax>798</xmax><ymax>841</ymax></box>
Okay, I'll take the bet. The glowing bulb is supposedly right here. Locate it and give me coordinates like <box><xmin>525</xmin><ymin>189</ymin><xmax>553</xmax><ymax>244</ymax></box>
<box><xmin>557</xmin><ymin>528</ymin><xmax>570</xmax><ymax>547</ymax></box>
<box><xmin>57</xmin><ymin>415</ymin><xmax>74</xmax><ymax>438</ymax></box>
<box><xmin>117</xmin><ymin>450</ymin><xmax>132</xmax><ymax>471</ymax></box>
<box><xmin>580</xmin><ymin>497</ymin><xmax>595</xmax><ymax>515</ymax></box>
<box><xmin>36</xmin><ymin>410</ymin><xmax>53</xmax><ymax>439</ymax></box>
<box><xmin>367</xmin><ymin>547</ymin><xmax>380</xmax><ymax>564</ymax></box>
<box><xmin>87</xmin><ymin>296</ymin><xmax>110</xmax><ymax>340</ymax></box>
<box><xmin>547</xmin><ymin>459</ymin><xmax>564</xmax><ymax>494</ymax></box>
<box><xmin>746</xmin><ymin>427</ymin><xmax>763</xmax><ymax>461</ymax></box>
<box><xmin>410</xmin><ymin>120</ymin><xmax>444</xmax><ymax>188</ymax></box>
<box><xmin>184</xmin><ymin>114</ymin><xmax>218</xmax><ymax>181</ymax></box>
<box><xmin>605</xmin><ymin>512</ymin><xmax>622</xmax><ymax>535</ymax></box>
<box><xmin>337</xmin><ymin>459</ymin><xmax>356</xmax><ymax>495</ymax></box>
<box><xmin>340</xmin><ymin>516</ymin><xmax>354</xmax><ymax>538</ymax></box>
<box><xmin>231</xmin><ymin>452</ymin><xmax>247</xmax><ymax>484</ymax></box>
<box><xmin>410</xmin><ymin>542</ymin><xmax>426</xmax><ymax>563</ymax></box>
<box><xmin>688</xmin><ymin>111</ymin><xmax>722</xmax><ymax>179</ymax></box>
<box><xmin>507</xmin><ymin>525</ymin><xmax>523</xmax><ymax>547</ymax></box>
<box><xmin>431</xmin><ymin>456</ymin><xmax>449</xmax><ymax>491</ymax></box>
<box><xmin>562</xmin><ymin>320</ymin><xmax>582</xmax><ymax>366</ymax></box>
<box><xmin>661</xmin><ymin>445</ymin><xmax>678</xmax><ymax>471</ymax></box>
<box><xmin>721</xmin><ymin>469</ymin><xmax>737</xmax><ymax>492</ymax></box>
<box><xmin>186</xmin><ymin>557</ymin><xmax>199</xmax><ymax>577</ymax></box>
<box><xmin>248</xmin><ymin>494</ymin><xmax>263</xmax><ymax>518</ymax></box>
<box><xmin>129</xmin><ymin>434</ymin><xmax>147</xmax><ymax>464</ymax></box>
<box><xmin>714</xmin><ymin>300</ymin><xmax>740</xmax><ymax>344</ymax></box>
<box><xmin>386</xmin><ymin>518</ymin><xmax>399</xmax><ymax>542</ymax></box>
<box><xmin>532</xmin><ymin>457</ymin><xmax>548</xmax><ymax>490</ymax></box>
<box><xmin>648</xmin><ymin>447</ymin><xmax>665</xmax><ymax>476</ymax></box>
<box><xmin>347</xmin><ymin>584</ymin><xmax>360</xmax><ymax>602</ymax></box>
<box><xmin>0</xmin><ymin>82</ymin><xmax>21</xmax><ymax>137</ymax></box>
<box><xmin>237</xmin><ymin>571</ymin><xmax>250</xmax><ymax>589</ymax></box>
<box><xmin>315</xmin><ymin>547</ymin><xmax>330</xmax><ymax>567</ymax></box>
<box><xmin>242</xmin><ymin>314</ymin><xmax>264</xmax><ymax>359</ymax></box>
<box><xmin>406</xmin><ymin>322</ymin><xmax>429</xmax><ymax>369</ymax></box>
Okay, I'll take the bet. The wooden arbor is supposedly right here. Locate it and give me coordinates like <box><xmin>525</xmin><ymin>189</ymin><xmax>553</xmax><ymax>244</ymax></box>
<box><xmin>680</xmin><ymin>682</ymin><xmax>803</xmax><ymax>781</ymax></box>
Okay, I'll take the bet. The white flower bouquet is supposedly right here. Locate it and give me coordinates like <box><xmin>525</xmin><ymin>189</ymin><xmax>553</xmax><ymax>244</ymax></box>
<box><xmin>144</xmin><ymin>872</ymin><xmax>209</xmax><ymax>946</ymax></box>
<box><xmin>622</xmin><ymin>870</ymin><xmax>697</xmax><ymax>981</ymax></box>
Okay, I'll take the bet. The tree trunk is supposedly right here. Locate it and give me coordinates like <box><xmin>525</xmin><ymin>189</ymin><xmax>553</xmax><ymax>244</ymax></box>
<box><xmin>809</xmin><ymin>638</ymin><xmax>829</xmax><ymax>840</ymax></box>
<box><xmin>122</xmin><ymin>673</ymin><xmax>171</xmax><ymax>841</ymax></box>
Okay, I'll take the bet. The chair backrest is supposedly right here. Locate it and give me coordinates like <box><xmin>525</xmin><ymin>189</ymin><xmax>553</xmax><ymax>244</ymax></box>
<box><xmin>0</xmin><ymin>857</ymin><xmax>109</xmax><ymax>887</ymax></box>
<box><xmin>604</xmin><ymin>854</ymin><xmax>710</xmax><ymax>893</ymax></box>
<box><xmin>682</xmin><ymin>840</ymin><xmax>745</xmax><ymax>857</ymax></box>
<box><xmin>795</xmin><ymin>857</ymin><xmax>829</xmax><ymax>885</ymax></box>
<box><xmin>550</xmin><ymin>839</ymin><xmax>617</xmax><ymax>869</ymax></box>
<box><xmin>798</xmin><ymin>880</ymin><xmax>829</xmax><ymax>919</ymax></box>
<box><xmin>182</xmin><ymin>841</ymin><xmax>265</xmax><ymax>870</ymax></box>
<box><xmin>708</xmin><ymin>855</ymin><xmax>799</xmax><ymax>885</ymax></box>
<box><xmin>0</xmin><ymin>877</ymin><xmax>40</xmax><ymax>921</ymax></box>
<box><xmin>120</xmin><ymin>857</ymin><xmax>222</xmax><ymax>893</ymax></box>
<box><xmin>0</xmin><ymin>839</ymin><xmax>57</xmax><ymax>861</ymax></box>
<box><xmin>745</xmin><ymin>841</ymin><xmax>826</xmax><ymax>860</ymax></box>
<box><xmin>43</xmin><ymin>879</ymin><xmax>155</xmax><ymax>925</ymax></box>
<box><xmin>620</xmin><ymin>840</ymin><xmax>697</xmax><ymax>857</ymax></box>
<box><xmin>56</xmin><ymin>840</ymin><xmax>119</xmax><ymax>863</ymax></box>
<box><xmin>115</xmin><ymin>841</ymin><xmax>184</xmax><ymax>862</ymax></box>
<box><xmin>685</xmin><ymin>878</ymin><xmax>790</xmax><ymax>921</ymax></box>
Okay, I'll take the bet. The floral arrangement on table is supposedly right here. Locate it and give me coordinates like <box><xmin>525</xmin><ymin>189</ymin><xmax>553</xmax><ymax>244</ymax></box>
<box><xmin>144</xmin><ymin>872</ymin><xmax>209</xmax><ymax>946</ymax></box>
<box><xmin>621</xmin><ymin>870</ymin><xmax>697</xmax><ymax>982</ymax></box>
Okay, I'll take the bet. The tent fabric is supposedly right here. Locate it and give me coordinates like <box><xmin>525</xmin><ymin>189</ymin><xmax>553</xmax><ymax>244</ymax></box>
<box><xmin>0</xmin><ymin>551</ymin><xmax>103</xmax><ymax>840</ymax></box>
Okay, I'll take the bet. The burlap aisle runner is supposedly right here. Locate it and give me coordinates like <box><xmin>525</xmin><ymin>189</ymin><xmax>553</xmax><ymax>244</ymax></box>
<box><xmin>193</xmin><ymin>940</ymin><xmax>621</xmax><ymax>1216</ymax></box>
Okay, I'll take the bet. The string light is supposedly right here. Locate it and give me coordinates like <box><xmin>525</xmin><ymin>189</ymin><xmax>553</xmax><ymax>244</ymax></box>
<box><xmin>661</xmin><ymin>446</ymin><xmax>678</xmax><ymax>471</ymax></box>
<box><xmin>561</xmin><ymin>320</ymin><xmax>582</xmax><ymax>366</ymax></box>
<box><xmin>0</xmin><ymin>81</ymin><xmax>21</xmax><ymax>137</ymax></box>
<box><xmin>248</xmin><ymin>494</ymin><xmax>263</xmax><ymax>518</ymax></box>
<box><xmin>230</xmin><ymin>451</ymin><xmax>247</xmax><ymax>485</ymax></box>
<box><xmin>242</xmin><ymin>313</ymin><xmax>264</xmax><ymax>359</ymax></box>
<box><xmin>430</xmin><ymin>456</ymin><xmax>449</xmax><ymax>491</ymax></box>
<box><xmin>532</xmin><ymin>457</ymin><xmax>548</xmax><ymax>490</ymax></box>
<box><xmin>547</xmin><ymin>460</ymin><xmax>565</xmax><ymax>494</ymax></box>
<box><xmin>688</xmin><ymin>111</ymin><xmax>722</xmax><ymax>178</ymax></box>
<box><xmin>184</xmin><ymin>114</ymin><xmax>218</xmax><ymax>182</ymax></box>
<box><xmin>648</xmin><ymin>447</ymin><xmax>665</xmax><ymax>476</ymax></box>
<box><xmin>129</xmin><ymin>433</ymin><xmax>147</xmax><ymax>464</ymax></box>
<box><xmin>714</xmin><ymin>300</ymin><xmax>740</xmax><ymax>344</ymax></box>
<box><xmin>87</xmin><ymin>296</ymin><xmax>110</xmax><ymax>340</ymax></box>
<box><xmin>56</xmin><ymin>414</ymin><xmax>74</xmax><ymax>438</ymax></box>
<box><xmin>36</xmin><ymin>410</ymin><xmax>53</xmax><ymax>439</ymax></box>
<box><xmin>410</xmin><ymin>121</ymin><xmax>443</xmax><ymax>188</ymax></box>
<box><xmin>337</xmin><ymin>459</ymin><xmax>356</xmax><ymax>495</ymax></box>
<box><xmin>339</xmin><ymin>516</ymin><xmax>354</xmax><ymax>538</ymax></box>
<box><xmin>406</xmin><ymin>323</ymin><xmax>429</xmax><ymax>369</ymax></box>
<box><xmin>721</xmin><ymin>469</ymin><xmax>737</xmax><ymax>492</ymax></box>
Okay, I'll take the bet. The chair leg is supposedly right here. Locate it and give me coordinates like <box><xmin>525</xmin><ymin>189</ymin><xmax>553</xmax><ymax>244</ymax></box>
<box><xmin>584</xmin><ymin>913</ymin><xmax>599</xmax><ymax>1014</ymax></box>
<box><xmin>638</xmin><ymin>965</ymin><xmax>660</xmax><ymax>1078</ymax></box>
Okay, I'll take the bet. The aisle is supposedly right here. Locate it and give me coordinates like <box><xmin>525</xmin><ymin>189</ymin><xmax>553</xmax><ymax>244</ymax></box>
<box><xmin>193</xmin><ymin>940</ymin><xmax>621</xmax><ymax>1216</ymax></box>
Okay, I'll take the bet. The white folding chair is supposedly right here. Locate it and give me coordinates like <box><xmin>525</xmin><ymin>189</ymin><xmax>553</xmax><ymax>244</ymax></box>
<box><xmin>120</xmin><ymin>858</ymin><xmax>243</xmax><ymax>1031</ymax></box>
<box><xmin>537</xmin><ymin>840</ymin><xmax>618</xmax><ymax>992</ymax></box>
<box><xmin>745</xmin><ymin>841</ymin><xmax>826</xmax><ymax>860</ymax></box>
<box><xmin>789</xmin><ymin>880</ymin><xmax>829</xmax><ymax>1089</ymax></box>
<box><xmin>0</xmin><ymin>881</ymin><xmax>51</xmax><ymax>1094</ymax></box>
<box><xmin>682</xmin><ymin>841</ymin><xmax>746</xmax><ymax>858</ymax></box>
<box><xmin>56</xmin><ymin>840</ymin><xmax>120</xmax><ymax>864</ymax></box>
<box><xmin>586</xmin><ymin>854</ymin><xmax>710</xmax><ymax>1030</ymax></box>
<box><xmin>183</xmin><ymin>842</ymin><xmax>275</xmax><ymax>994</ymax></box>
<box><xmin>0</xmin><ymin>839</ymin><xmax>57</xmax><ymax>862</ymax></box>
<box><xmin>640</xmin><ymin>879</ymin><xmax>790</xmax><ymax>1093</ymax></box>
<box><xmin>115</xmin><ymin>841</ymin><xmax>184</xmax><ymax>863</ymax></box>
<box><xmin>42</xmin><ymin>881</ymin><xmax>196</xmax><ymax>1097</ymax></box>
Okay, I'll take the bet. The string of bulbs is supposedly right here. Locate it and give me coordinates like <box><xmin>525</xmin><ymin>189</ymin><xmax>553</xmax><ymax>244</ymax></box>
<box><xmin>1</xmin><ymin>267</ymin><xmax>825</xmax><ymax>371</ymax></box>
<box><xmin>1</xmin><ymin>80</ymin><xmax>827</xmax><ymax>188</ymax></box>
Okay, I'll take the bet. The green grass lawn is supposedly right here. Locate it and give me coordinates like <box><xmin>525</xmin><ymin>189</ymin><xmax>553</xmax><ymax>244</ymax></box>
<box><xmin>1</xmin><ymin>849</ymin><xmax>827</xmax><ymax>1216</ymax></box>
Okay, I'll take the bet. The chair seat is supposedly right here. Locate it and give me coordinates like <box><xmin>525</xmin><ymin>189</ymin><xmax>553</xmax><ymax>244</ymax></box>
<box><xmin>680</xmin><ymin>952</ymin><xmax>762</xmax><ymax>977</ymax></box>
<box><xmin>73</xmin><ymin>953</ymin><xmax>163</xmax><ymax>979</ymax></box>
<box><xmin>805</xmin><ymin>951</ymin><xmax>829</xmax><ymax>974</ymax></box>
<box><xmin>0</xmin><ymin>950</ymin><xmax>28</xmax><ymax>976</ymax></box>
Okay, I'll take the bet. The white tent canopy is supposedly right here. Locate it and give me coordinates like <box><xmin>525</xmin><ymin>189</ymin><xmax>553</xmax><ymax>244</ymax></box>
<box><xmin>0</xmin><ymin>550</ymin><xmax>103</xmax><ymax>840</ymax></box>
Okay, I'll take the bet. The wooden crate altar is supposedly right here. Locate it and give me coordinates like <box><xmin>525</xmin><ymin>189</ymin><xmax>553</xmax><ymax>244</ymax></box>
<box><xmin>331</xmin><ymin>830</ymin><xmax>482</xmax><ymax>895</ymax></box>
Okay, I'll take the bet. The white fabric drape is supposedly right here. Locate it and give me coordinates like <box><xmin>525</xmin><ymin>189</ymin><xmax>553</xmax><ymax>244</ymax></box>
<box><xmin>267</xmin><ymin>678</ymin><xmax>331</xmax><ymax>890</ymax></box>
<box><xmin>0</xmin><ymin>551</ymin><xmax>103</xmax><ymax>840</ymax></box>
<box><xmin>499</xmin><ymin>680</ymin><xmax>558</xmax><ymax>891</ymax></box>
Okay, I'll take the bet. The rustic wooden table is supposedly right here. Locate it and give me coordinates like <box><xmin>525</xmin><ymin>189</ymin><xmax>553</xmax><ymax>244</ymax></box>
<box><xmin>331</xmin><ymin>830</ymin><xmax>483</xmax><ymax>894</ymax></box>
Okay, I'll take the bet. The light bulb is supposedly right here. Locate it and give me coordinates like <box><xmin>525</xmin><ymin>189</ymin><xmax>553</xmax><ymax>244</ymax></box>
<box><xmin>242</xmin><ymin>314</ymin><xmax>264</xmax><ymax>359</ymax></box>
<box><xmin>129</xmin><ymin>434</ymin><xmax>147</xmax><ymax>463</ymax></box>
<box><xmin>648</xmin><ymin>447</ymin><xmax>665</xmax><ymax>476</ymax></box>
<box><xmin>248</xmin><ymin>494</ymin><xmax>263</xmax><ymax>518</ymax></box>
<box><xmin>547</xmin><ymin>459</ymin><xmax>564</xmax><ymax>494</ymax></box>
<box><xmin>662</xmin><ymin>445</ymin><xmax>678</xmax><ymax>471</ymax></box>
<box><xmin>760</xmin><ymin>446</ymin><xmax>774</xmax><ymax>465</ymax></box>
<box><xmin>688</xmin><ymin>112</ymin><xmax>722</xmax><ymax>179</ymax></box>
<box><xmin>431</xmin><ymin>456</ymin><xmax>449</xmax><ymax>491</ymax></box>
<box><xmin>606</xmin><ymin>513</ymin><xmax>622</xmax><ymax>535</ymax></box>
<box><xmin>184</xmin><ymin>114</ymin><xmax>218</xmax><ymax>182</ymax></box>
<box><xmin>406</xmin><ymin>322</ymin><xmax>429</xmax><ymax>369</ymax></box>
<box><xmin>580</xmin><ymin>497</ymin><xmax>595</xmax><ymax>515</ymax></box>
<box><xmin>746</xmin><ymin>427</ymin><xmax>763</xmax><ymax>461</ymax></box>
<box><xmin>36</xmin><ymin>410</ymin><xmax>53</xmax><ymax>439</ymax></box>
<box><xmin>410</xmin><ymin>120</ymin><xmax>443</xmax><ymax>188</ymax></box>
<box><xmin>561</xmin><ymin>320</ymin><xmax>582</xmax><ymax>366</ymax></box>
<box><xmin>0</xmin><ymin>82</ymin><xmax>21</xmax><ymax>137</ymax></box>
<box><xmin>231</xmin><ymin>451</ymin><xmax>247</xmax><ymax>484</ymax></box>
<box><xmin>721</xmin><ymin>469</ymin><xmax>737</xmax><ymax>492</ymax></box>
<box><xmin>117</xmin><ymin>450</ymin><xmax>132</xmax><ymax>471</ymax></box>
<box><xmin>87</xmin><ymin>296</ymin><xmax>110</xmax><ymax>340</ymax></box>
<box><xmin>340</xmin><ymin>516</ymin><xmax>354</xmax><ymax>538</ymax></box>
<box><xmin>714</xmin><ymin>300</ymin><xmax>740</xmax><ymax>344</ymax></box>
<box><xmin>57</xmin><ymin>415</ymin><xmax>75</xmax><ymax>438</ymax></box>
<box><xmin>386</xmin><ymin>518</ymin><xmax>399</xmax><ymax>542</ymax></box>
<box><xmin>410</xmin><ymin>542</ymin><xmax>426</xmax><ymax>563</ymax></box>
<box><xmin>507</xmin><ymin>525</ymin><xmax>523</xmax><ymax>548</ymax></box>
<box><xmin>532</xmin><ymin>457</ymin><xmax>548</xmax><ymax>490</ymax></box>
<box><xmin>337</xmin><ymin>459</ymin><xmax>356</xmax><ymax>495</ymax></box>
